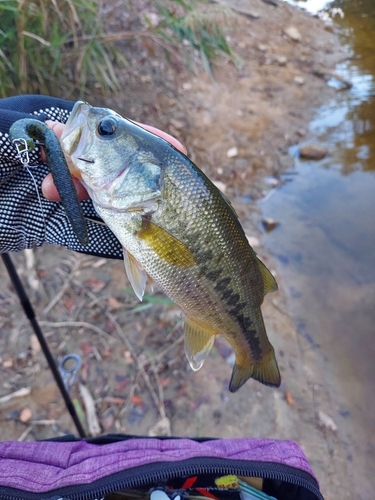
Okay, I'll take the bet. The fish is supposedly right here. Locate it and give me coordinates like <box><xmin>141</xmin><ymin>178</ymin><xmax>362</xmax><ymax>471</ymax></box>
<box><xmin>60</xmin><ymin>101</ymin><xmax>281</xmax><ymax>392</ymax></box>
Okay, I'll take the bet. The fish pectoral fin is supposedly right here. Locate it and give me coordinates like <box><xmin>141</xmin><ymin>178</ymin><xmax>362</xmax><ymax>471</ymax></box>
<box><xmin>184</xmin><ymin>319</ymin><xmax>216</xmax><ymax>371</ymax></box>
<box><xmin>256</xmin><ymin>256</ymin><xmax>278</xmax><ymax>295</ymax></box>
<box><xmin>123</xmin><ymin>248</ymin><xmax>148</xmax><ymax>301</ymax></box>
<box><xmin>229</xmin><ymin>347</ymin><xmax>281</xmax><ymax>393</ymax></box>
<box><xmin>136</xmin><ymin>219</ymin><xmax>195</xmax><ymax>268</ymax></box>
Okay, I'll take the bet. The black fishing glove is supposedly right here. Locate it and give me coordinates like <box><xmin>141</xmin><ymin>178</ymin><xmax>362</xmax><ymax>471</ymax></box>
<box><xmin>0</xmin><ymin>95</ymin><xmax>123</xmax><ymax>258</ymax></box>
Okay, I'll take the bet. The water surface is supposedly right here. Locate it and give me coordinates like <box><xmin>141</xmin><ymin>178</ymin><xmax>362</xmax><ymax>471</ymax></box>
<box><xmin>264</xmin><ymin>0</ymin><xmax>375</xmax><ymax>494</ymax></box>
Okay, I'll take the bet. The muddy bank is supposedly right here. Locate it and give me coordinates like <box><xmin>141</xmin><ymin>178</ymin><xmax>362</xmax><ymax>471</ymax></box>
<box><xmin>0</xmin><ymin>2</ymin><xmax>352</xmax><ymax>499</ymax></box>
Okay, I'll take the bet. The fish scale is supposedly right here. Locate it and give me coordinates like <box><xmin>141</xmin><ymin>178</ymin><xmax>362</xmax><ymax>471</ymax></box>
<box><xmin>61</xmin><ymin>101</ymin><xmax>281</xmax><ymax>392</ymax></box>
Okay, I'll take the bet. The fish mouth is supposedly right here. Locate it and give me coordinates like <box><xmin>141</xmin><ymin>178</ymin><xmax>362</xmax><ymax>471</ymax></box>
<box><xmin>61</xmin><ymin>102</ymin><xmax>92</xmax><ymax>178</ymax></box>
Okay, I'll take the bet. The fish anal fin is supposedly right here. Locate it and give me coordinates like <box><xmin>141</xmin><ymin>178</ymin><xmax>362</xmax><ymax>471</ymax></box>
<box><xmin>256</xmin><ymin>256</ymin><xmax>278</xmax><ymax>295</ymax></box>
<box><xmin>123</xmin><ymin>248</ymin><xmax>148</xmax><ymax>301</ymax></box>
<box><xmin>229</xmin><ymin>348</ymin><xmax>281</xmax><ymax>393</ymax></box>
<box><xmin>136</xmin><ymin>219</ymin><xmax>195</xmax><ymax>268</ymax></box>
<box><xmin>184</xmin><ymin>319</ymin><xmax>216</xmax><ymax>371</ymax></box>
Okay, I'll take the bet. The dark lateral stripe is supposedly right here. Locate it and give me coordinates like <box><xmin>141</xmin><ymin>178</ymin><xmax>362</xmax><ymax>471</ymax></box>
<box><xmin>206</xmin><ymin>269</ymin><xmax>222</xmax><ymax>281</ymax></box>
<box><xmin>215</xmin><ymin>277</ymin><xmax>231</xmax><ymax>291</ymax></box>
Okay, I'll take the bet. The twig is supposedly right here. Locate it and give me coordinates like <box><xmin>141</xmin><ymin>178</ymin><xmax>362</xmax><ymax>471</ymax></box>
<box><xmin>18</xmin><ymin>426</ymin><xmax>33</xmax><ymax>442</ymax></box>
<box><xmin>0</xmin><ymin>387</ymin><xmax>31</xmax><ymax>404</ymax></box>
<box><xmin>79</xmin><ymin>384</ymin><xmax>101</xmax><ymax>436</ymax></box>
<box><xmin>39</xmin><ymin>320</ymin><xmax>110</xmax><ymax>337</ymax></box>
<box><xmin>150</xmin><ymin>363</ymin><xmax>166</xmax><ymax>420</ymax></box>
<box><xmin>153</xmin><ymin>333</ymin><xmax>184</xmax><ymax>362</ymax></box>
<box><xmin>119</xmin><ymin>383</ymin><xmax>140</xmax><ymax>418</ymax></box>
<box><xmin>76</xmin><ymin>283</ymin><xmax>164</xmax><ymax>419</ymax></box>
<box><xmin>30</xmin><ymin>419</ymin><xmax>59</xmax><ymax>425</ymax></box>
<box><xmin>43</xmin><ymin>255</ymin><xmax>85</xmax><ymax>313</ymax></box>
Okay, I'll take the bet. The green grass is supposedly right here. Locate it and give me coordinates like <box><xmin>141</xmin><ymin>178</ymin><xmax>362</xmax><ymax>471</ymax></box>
<box><xmin>0</xmin><ymin>0</ymin><xmax>236</xmax><ymax>98</ymax></box>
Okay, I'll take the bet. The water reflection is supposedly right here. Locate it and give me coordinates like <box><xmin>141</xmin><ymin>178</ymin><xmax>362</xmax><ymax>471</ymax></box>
<box><xmin>264</xmin><ymin>0</ymin><xmax>375</xmax><ymax>496</ymax></box>
<box><xmin>287</xmin><ymin>0</ymin><xmax>375</xmax><ymax>173</ymax></box>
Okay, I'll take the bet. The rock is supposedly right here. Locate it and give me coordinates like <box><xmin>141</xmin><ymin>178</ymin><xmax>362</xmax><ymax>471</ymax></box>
<box><xmin>258</xmin><ymin>44</ymin><xmax>267</xmax><ymax>52</ymax></box>
<box><xmin>246</xmin><ymin>235</ymin><xmax>260</xmax><ymax>247</ymax></box>
<box><xmin>261</xmin><ymin>217</ymin><xmax>279</xmax><ymax>232</ymax></box>
<box><xmin>299</xmin><ymin>143</ymin><xmax>328</xmax><ymax>160</ymax></box>
<box><xmin>212</xmin><ymin>180</ymin><xmax>227</xmax><ymax>193</ymax></box>
<box><xmin>148</xmin><ymin>416</ymin><xmax>171</xmax><ymax>437</ymax></box>
<box><xmin>317</xmin><ymin>410</ymin><xmax>337</xmax><ymax>432</ymax></box>
<box><xmin>169</xmin><ymin>118</ymin><xmax>185</xmax><ymax>129</ymax></box>
<box><xmin>19</xmin><ymin>407</ymin><xmax>32</xmax><ymax>423</ymax></box>
<box><xmin>276</xmin><ymin>55</ymin><xmax>287</xmax><ymax>66</ymax></box>
<box><xmin>284</xmin><ymin>26</ymin><xmax>302</xmax><ymax>42</ymax></box>
<box><xmin>226</xmin><ymin>146</ymin><xmax>238</xmax><ymax>158</ymax></box>
<box><xmin>294</xmin><ymin>76</ymin><xmax>305</xmax><ymax>85</ymax></box>
<box><xmin>262</xmin><ymin>0</ymin><xmax>278</xmax><ymax>6</ymax></box>
<box><xmin>265</xmin><ymin>176</ymin><xmax>280</xmax><ymax>187</ymax></box>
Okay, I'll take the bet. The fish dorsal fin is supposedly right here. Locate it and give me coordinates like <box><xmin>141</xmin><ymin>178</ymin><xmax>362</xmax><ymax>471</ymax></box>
<box><xmin>184</xmin><ymin>318</ymin><xmax>216</xmax><ymax>371</ymax></box>
<box><xmin>256</xmin><ymin>256</ymin><xmax>278</xmax><ymax>295</ymax></box>
<box><xmin>136</xmin><ymin>219</ymin><xmax>195</xmax><ymax>268</ymax></box>
<box><xmin>123</xmin><ymin>248</ymin><xmax>148</xmax><ymax>301</ymax></box>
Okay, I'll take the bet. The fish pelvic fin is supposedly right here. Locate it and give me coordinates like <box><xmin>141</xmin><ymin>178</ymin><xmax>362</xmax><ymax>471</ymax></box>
<box><xmin>136</xmin><ymin>219</ymin><xmax>195</xmax><ymax>268</ymax></box>
<box><xmin>184</xmin><ymin>318</ymin><xmax>216</xmax><ymax>371</ymax></box>
<box><xmin>229</xmin><ymin>347</ymin><xmax>281</xmax><ymax>393</ymax></box>
<box><xmin>123</xmin><ymin>248</ymin><xmax>148</xmax><ymax>301</ymax></box>
<box><xmin>256</xmin><ymin>256</ymin><xmax>278</xmax><ymax>296</ymax></box>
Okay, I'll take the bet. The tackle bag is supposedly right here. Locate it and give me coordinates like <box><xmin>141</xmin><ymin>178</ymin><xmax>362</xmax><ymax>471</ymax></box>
<box><xmin>0</xmin><ymin>435</ymin><xmax>323</xmax><ymax>500</ymax></box>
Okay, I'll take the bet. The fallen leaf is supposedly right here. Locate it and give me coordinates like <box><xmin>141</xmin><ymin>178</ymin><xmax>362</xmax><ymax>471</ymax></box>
<box><xmin>104</xmin><ymin>396</ymin><xmax>126</xmax><ymax>405</ymax></box>
<box><xmin>285</xmin><ymin>391</ymin><xmax>295</xmax><ymax>406</ymax></box>
<box><xmin>30</xmin><ymin>334</ymin><xmax>41</xmax><ymax>356</ymax></box>
<box><xmin>131</xmin><ymin>394</ymin><xmax>143</xmax><ymax>407</ymax></box>
<box><xmin>80</xmin><ymin>342</ymin><xmax>93</xmax><ymax>356</ymax></box>
<box><xmin>86</xmin><ymin>279</ymin><xmax>106</xmax><ymax>292</ymax></box>
<box><xmin>3</xmin><ymin>357</ymin><xmax>13</xmax><ymax>369</ymax></box>
<box><xmin>107</xmin><ymin>296</ymin><xmax>122</xmax><ymax>310</ymax></box>
<box><xmin>63</xmin><ymin>298</ymin><xmax>75</xmax><ymax>312</ymax></box>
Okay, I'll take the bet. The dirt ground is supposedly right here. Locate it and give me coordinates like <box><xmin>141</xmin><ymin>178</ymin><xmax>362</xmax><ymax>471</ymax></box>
<box><xmin>0</xmin><ymin>1</ymin><xmax>354</xmax><ymax>499</ymax></box>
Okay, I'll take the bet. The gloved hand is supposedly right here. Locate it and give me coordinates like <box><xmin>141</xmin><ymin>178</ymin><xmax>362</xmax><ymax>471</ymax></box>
<box><xmin>0</xmin><ymin>95</ymin><xmax>123</xmax><ymax>258</ymax></box>
<box><xmin>0</xmin><ymin>95</ymin><xmax>185</xmax><ymax>259</ymax></box>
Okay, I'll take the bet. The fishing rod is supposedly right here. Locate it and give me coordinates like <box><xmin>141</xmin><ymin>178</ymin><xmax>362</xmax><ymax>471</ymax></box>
<box><xmin>1</xmin><ymin>253</ymin><xmax>86</xmax><ymax>438</ymax></box>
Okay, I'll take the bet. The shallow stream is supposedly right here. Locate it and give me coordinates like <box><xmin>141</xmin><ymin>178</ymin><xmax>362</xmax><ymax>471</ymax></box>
<box><xmin>262</xmin><ymin>0</ymin><xmax>375</xmax><ymax>492</ymax></box>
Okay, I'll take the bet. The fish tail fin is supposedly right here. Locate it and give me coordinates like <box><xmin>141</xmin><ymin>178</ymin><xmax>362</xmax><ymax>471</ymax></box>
<box><xmin>229</xmin><ymin>348</ymin><xmax>281</xmax><ymax>393</ymax></box>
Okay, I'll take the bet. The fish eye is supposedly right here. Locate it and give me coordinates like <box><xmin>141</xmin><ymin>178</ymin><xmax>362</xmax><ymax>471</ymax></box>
<box><xmin>98</xmin><ymin>118</ymin><xmax>117</xmax><ymax>136</ymax></box>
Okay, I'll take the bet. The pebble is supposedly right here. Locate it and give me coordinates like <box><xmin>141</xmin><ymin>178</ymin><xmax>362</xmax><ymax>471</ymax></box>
<box><xmin>261</xmin><ymin>217</ymin><xmax>279</xmax><ymax>232</ymax></box>
<box><xmin>246</xmin><ymin>235</ymin><xmax>260</xmax><ymax>247</ymax></box>
<box><xmin>276</xmin><ymin>55</ymin><xmax>287</xmax><ymax>66</ymax></box>
<box><xmin>294</xmin><ymin>76</ymin><xmax>305</xmax><ymax>85</ymax></box>
<box><xmin>317</xmin><ymin>410</ymin><xmax>337</xmax><ymax>432</ymax></box>
<box><xmin>284</xmin><ymin>26</ymin><xmax>302</xmax><ymax>42</ymax></box>
<box><xmin>299</xmin><ymin>143</ymin><xmax>328</xmax><ymax>160</ymax></box>
<box><xmin>226</xmin><ymin>146</ymin><xmax>238</xmax><ymax>158</ymax></box>
<box><xmin>212</xmin><ymin>180</ymin><xmax>227</xmax><ymax>193</ymax></box>
<box><xmin>19</xmin><ymin>407</ymin><xmax>32</xmax><ymax>423</ymax></box>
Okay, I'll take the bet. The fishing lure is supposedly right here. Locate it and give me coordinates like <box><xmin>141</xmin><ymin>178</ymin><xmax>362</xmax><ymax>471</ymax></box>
<box><xmin>9</xmin><ymin>119</ymin><xmax>89</xmax><ymax>245</ymax></box>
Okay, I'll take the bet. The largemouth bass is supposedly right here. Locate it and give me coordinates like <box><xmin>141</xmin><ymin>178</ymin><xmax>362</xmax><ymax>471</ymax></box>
<box><xmin>61</xmin><ymin>101</ymin><xmax>280</xmax><ymax>392</ymax></box>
